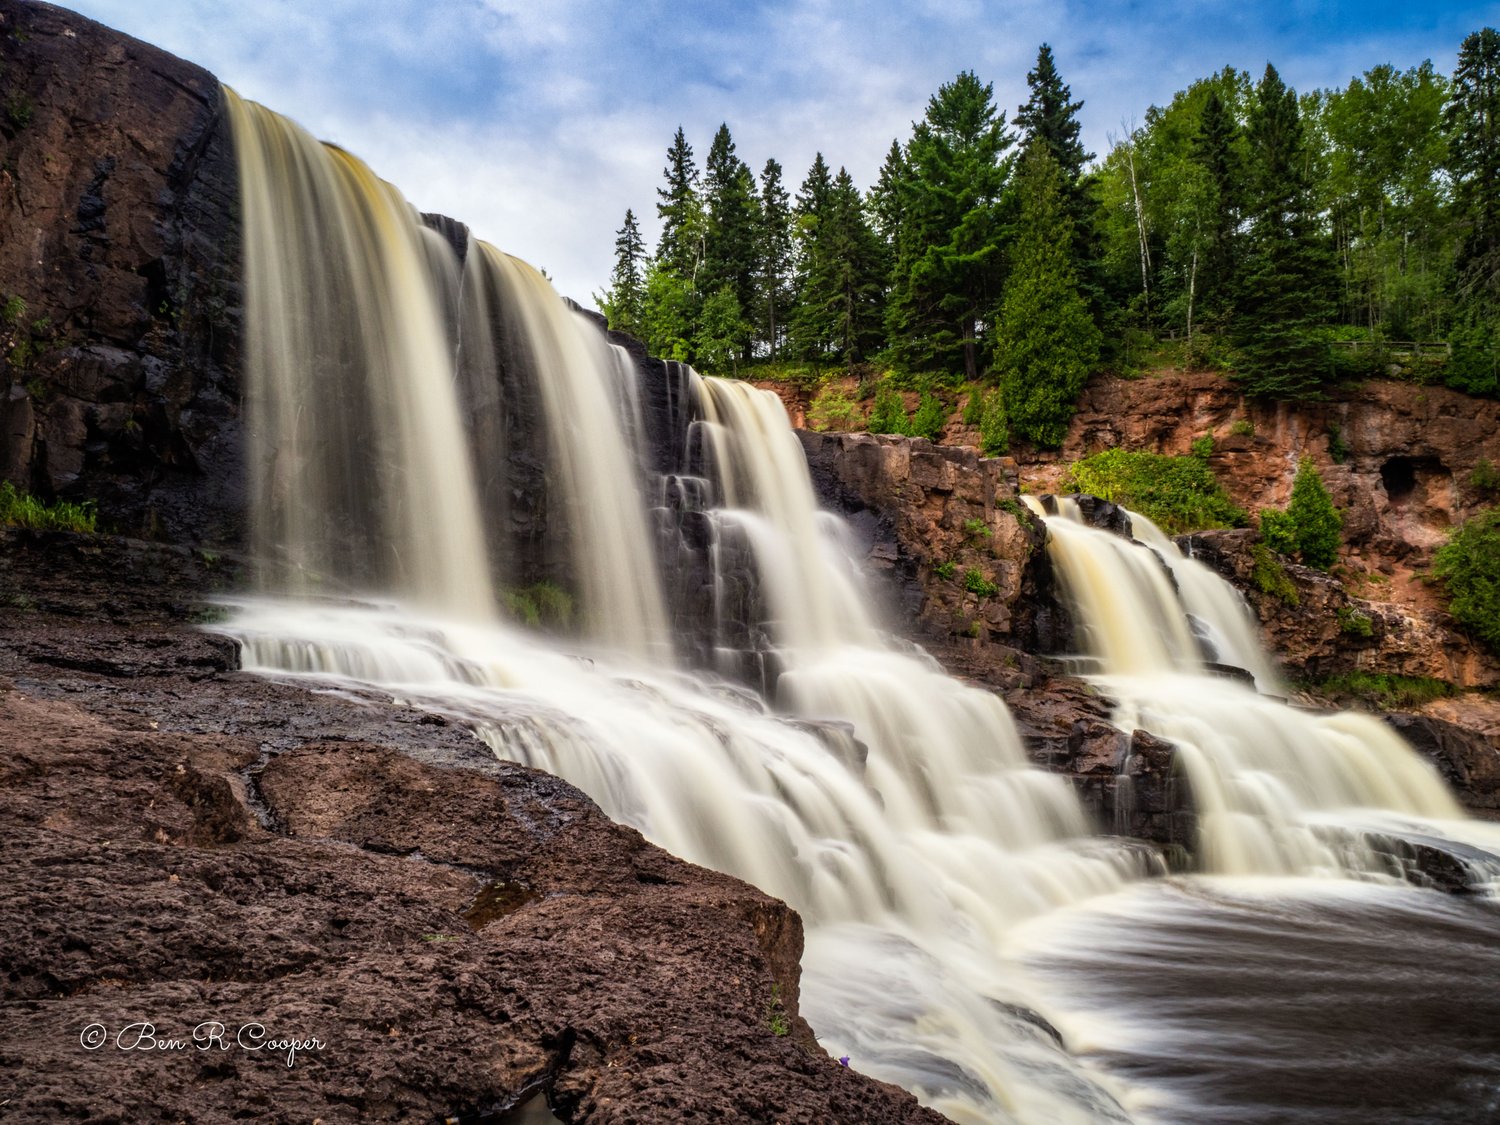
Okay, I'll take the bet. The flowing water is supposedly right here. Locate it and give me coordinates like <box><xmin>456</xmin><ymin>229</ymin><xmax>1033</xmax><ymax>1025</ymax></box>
<box><xmin>222</xmin><ymin>92</ymin><xmax>1500</xmax><ymax>1122</ymax></box>
<box><xmin>1028</xmin><ymin>495</ymin><xmax>1500</xmax><ymax>882</ymax></box>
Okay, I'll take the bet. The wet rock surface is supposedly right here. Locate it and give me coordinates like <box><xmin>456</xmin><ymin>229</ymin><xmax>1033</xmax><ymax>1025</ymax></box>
<box><xmin>0</xmin><ymin>532</ymin><xmax>946</xmax><ymax>1124</ymax></box>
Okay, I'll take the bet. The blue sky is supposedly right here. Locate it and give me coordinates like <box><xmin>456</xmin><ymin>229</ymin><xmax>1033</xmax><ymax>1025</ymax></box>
<box><xmin>63</xmin><ymin>0</ymin><xmax>1500</xmax><ymax>306</ymax></box>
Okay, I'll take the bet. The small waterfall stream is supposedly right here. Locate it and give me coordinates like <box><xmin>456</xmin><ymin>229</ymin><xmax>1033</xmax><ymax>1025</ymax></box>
<box><xmin>1028</xmin><ymin>496</ymin><xmax>1499</xmax><ymax>881</ymax></box>
<box><xmin>221</xmin><ymin>92</ymin><xmax>1500</xmax><ymax>1123</ymax></box>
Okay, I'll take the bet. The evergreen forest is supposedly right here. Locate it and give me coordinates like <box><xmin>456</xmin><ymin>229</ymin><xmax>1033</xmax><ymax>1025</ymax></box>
<box><xmin>595</xmin><ymin>32</ymin><xmax>1500</xmax><ymax>447</ymax></box>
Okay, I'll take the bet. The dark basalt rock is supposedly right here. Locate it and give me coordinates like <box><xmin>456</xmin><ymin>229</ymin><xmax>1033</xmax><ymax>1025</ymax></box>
<box><xmin>0</xmin><ymin>529</ymin><xmax>949</xmax><ymax>1125</ymax></box>
<box><xmin>0</xmin><ymin>0</ymin><xmax>243</xmax><ymax>546</ymax></box>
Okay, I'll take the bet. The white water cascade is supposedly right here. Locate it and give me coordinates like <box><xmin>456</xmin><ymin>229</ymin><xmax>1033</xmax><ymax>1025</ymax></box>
<box><xmin>222</xmin><ymin>95</ymin><xmax>1150</xmax><ymax>1123</ymax></box>
<box><xmin>1028</xmin><ymin>496</ymin><xmax>1500</xmax><ymax>880</ymax></box>
<box><xmin>221</xmin><ymin>90</ymin><xmax>1500</xmax><ymax>1123</ymax></box>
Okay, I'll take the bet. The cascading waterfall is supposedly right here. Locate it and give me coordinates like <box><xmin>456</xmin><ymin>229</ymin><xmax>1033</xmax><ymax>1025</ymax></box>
<box><xmin>221</xmin><ymin>95</ymin><xmax>1145</xmax><ymax>1123</ymax></box>
<box><xmin>1028</xmin><ymin>496</ymin><xmax>1499</xmax><ymax>880</ymax></box>
<box><xmin>221</xmin><ymin>89</ymin><xmax>1500</xmax><ymax>1124</ymax></box>
<box><xmin>226</xmin><ymin>91</ymin><xmax>494</xmax><ymax>614</ymax></box>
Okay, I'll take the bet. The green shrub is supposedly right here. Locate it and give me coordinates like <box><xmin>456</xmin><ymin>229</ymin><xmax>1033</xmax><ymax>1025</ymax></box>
<box><xmin>1190</xmin><ymin>435</ymin><xmax>1214</xmax><ymax>460</ymax></box>
<box><xmin>1336</xmin><ymin>606</ymin><xmax>1374</xmax><ymax>638</ymax></box>
<box><xmin>978</xmin><ymin>388</ymin><xmax>1009</xmax><ymax>456</ymax></box>
<box><xmin>866</xmin><ymin>382</ymin><xmax>910</xmax><ymax>436</ymax></box>
<box><xmin>1444</xmin><ymin>321</ymin><xmax>1499</xmax><ymax>397</ymax></box>
<box><xmin>961</xmin><ymin>517</ymin><xmax>991</xmax><ymax>541</ymax></box>
<box><xmin>1259</xmin><ymin>508</ymin><xmax>1298</xmax><ymax>556</ymax></box>
<box><xmin>1433</xmin><ymin>507</ymin><xmax>1500</xmax><ymax>654</ymax></box>
<box><xmin>1471</xmin><ymin>458</ymin><xmax>1500</xmax><ymax>496</ymax></box>
<box><xmin>933</xmin><ymin>560</ymin><xmax>956</xmax><ymax>580</ymax></box>
<box><xmin>963</xmin><ymin>567</ymin><xmax>998</xmax><ymax>597</ymax></box>
<box><xmin>1064</xmin><ymin>448</ymin><xmax>1248</xmax><ymax>534</ymax></box>
<box><xmin>1229</xmin><ymin>418</ymin><xmax>1255</xmax><ymax>438</ymax></box>
<box><xmin>807</xmin><ymin>385</ymin><xmax>862</xmax><ymax>432</ymax></box>
<box><xmin>909</xmin><ymin>391</ymin><xmax>948</xmax><ymax>441</ymax></box>
<box><xmin>1327</xmin><ymin>423</ymin><xmax>1350</xmax><ymax>465</ymax></box>
<box><xmin>997</xmin><ymin>497</ymin><xmax>1034</xmax><ymax>529</ymax></box>
<box><xmin>503</xmin><ymin>581</ymin><xmax>574</xmax><ymax>630</ymax></box>
<box><xmin>961</xmin><ymin>386</ymin><xmax>985</xmax><ymax>425</ymax></box>
<box><xmin>0</xmin><ymin>481</ymin><xmax>97</xmax><ymax>533</ymax></box>
<box><xmin>1285</xmin><ymin>457</ymin><xmax>1342</xmax><ymax>570</ymax></box>
<box><xmin>1250</xmin><ymin>542</ymin><xmax>1299</xmax><ymax>606</ymax></box>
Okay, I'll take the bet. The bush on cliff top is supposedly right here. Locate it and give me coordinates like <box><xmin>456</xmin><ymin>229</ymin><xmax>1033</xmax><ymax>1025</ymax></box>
<box><xmin>1063</xmin><ymin>448</ymin><xmax>1248</xmax><ymax>534</ymax></box>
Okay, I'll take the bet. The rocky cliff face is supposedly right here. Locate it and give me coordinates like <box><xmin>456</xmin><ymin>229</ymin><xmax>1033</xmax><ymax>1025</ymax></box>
<box><xmin>1029</xmin><ymin>370</ymin><xmax>1500</xmax><ymax>571</ymax></box>
<box><xmin>0</xmin><ymin>0</ymin><xmax>243</xmax><ymax>544</ymax></box>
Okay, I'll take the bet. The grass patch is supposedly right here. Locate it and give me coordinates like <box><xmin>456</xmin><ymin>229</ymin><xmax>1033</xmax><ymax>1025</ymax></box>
<box><xmin>1064</xmin><ymin>448</ymin><xmax>1248</xmax><ymax>534</ymax></box>
<box><xmin>1309</xmin><ymin>672</ymin><xmax>1455</xmax><ymax>710</ymax></box>
<box><xmin>0</xmin><ymin>481</ymin><xmax>97</xmax><ymax>532</ymax></box>
<box><xmin>765</xmin><ymin>984</ymin><xmax>790</xmax><ymax>1037</ymax></box>
<box><xmin>502</xmin><ymin>581</ymin><xmax>574</xmax><ymax>630</ymax></box>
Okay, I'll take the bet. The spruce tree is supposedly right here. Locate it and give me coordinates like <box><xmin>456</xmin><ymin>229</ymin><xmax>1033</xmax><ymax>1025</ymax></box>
<box><xmin>656</xmin><ymin>127</ymin><xmax>704</xmax><ymax>282</ymax></box>
<box><xmin>1016</xmin><ymin>45</ymin><xmax>1096</xmax><ymax>302</ymax></box>
<box><xmin>1232</xmin><ymin>64</ymin><xmax>1334</xmax><ymax>399</ymax></box>
<box><xmin>793</xmin><ymin>166</ymin><xmax>884</xmax><ymax>368</ymax></box>
<box><xmin>886</xmin><ymin>71</ymin><xmax>1012</xmax><ymax>378</ymax></box>
<box><xmin>994</xmin><ymin>140</ymin><xmax>1100</xmax><ymax>447</ymax></box>
<box><xmin>597</xmin><ymin>209</ymin><xmax>646</xmax><ymax>336</ymax></box>
<box><xmin>702</xmin><ymin>124</ymin><xmax>761</xmax><ymax>360</ymax></box>
<box><xmin>757</xmin><ymin>158</ymin><xmax>794</xmax><ymax>359</ymax></box>
<box><xmin>788</xmin><ymin>153</ymin><xmax>835</xmax><ymax>359</ymax></box>
<box><xmin>1192</xmin><ymin>90</ymin><xmax>1242</xmax><ymax>325</ymax></box>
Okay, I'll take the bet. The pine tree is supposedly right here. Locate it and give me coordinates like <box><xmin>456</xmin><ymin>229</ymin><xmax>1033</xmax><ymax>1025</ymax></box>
<box><xmin>1447</xmin><ymin>28</ymin><xmax>1500</xmax><ymax>321</ymax></box>
<box><xmin>886</xmin><ymin>71</ymin><xmax>1012</xmax><ymax>378</ymax></box>
<box><xmin>1192</xmin><ymin>89</ymin><xmax>1242</xmax><ymax>325</ymax></box>
<box><xmin>701</xmin><ymin>124</ymin><xmax>761</xmax><ymax>360</ymax></box>
<box><xmin>757</xmin><ymin>158</ymin><xmax>794</xmax><ymax>359</ymax></box>
<box><xmin>1232</xmin><ymin>64</ymin><xmax>1334</xmax><ymax>399</ymax></box>
<box><xmin>792</xmin><ymin>166</ymin><xmax>885</xmax><ymax>367</ymax></box>
<box><xmin>656</xmin><ymin>127</ymin><xmax>704</xmax><ymax>282</ymax></box>
<box><xmin>1016</xmin><ymin>45</ymin><xmax>1096</xmax><ymax>300</ymax></box>
<box><xmin>994</xmin><ymin>140</ymin><xmax>1100</xmax><ymax>447</ymax></box>
<box><xmin>597</xmin><ymin>209</ymin><xmax>646</xmax><ymax>336</ymax></box>
<box><xmin>788</xmin><ymin>153</ymin><xmax>834</xmax><ymax>359</ymax></box>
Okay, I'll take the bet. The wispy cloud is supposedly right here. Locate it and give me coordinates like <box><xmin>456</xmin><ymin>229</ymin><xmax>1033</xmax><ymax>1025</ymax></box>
<box><xmin>64</xmin><ymin>0</ymin><xmax>1499</xmax><ymax>304</ymax></box>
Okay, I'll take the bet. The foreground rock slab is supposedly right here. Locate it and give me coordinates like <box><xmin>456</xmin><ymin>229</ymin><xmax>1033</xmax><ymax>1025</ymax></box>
<box><xmin>0</xmin><ymin>533</ymin><xmax>946</xmax><ymax>1124</ymax></box>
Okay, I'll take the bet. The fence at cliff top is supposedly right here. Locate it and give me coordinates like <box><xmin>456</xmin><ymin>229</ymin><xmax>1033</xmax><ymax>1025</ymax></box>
<box><xmin>220</xmin><ymin>89</ymin><xmax>1500</xmax><ymax>1124</ymax></box>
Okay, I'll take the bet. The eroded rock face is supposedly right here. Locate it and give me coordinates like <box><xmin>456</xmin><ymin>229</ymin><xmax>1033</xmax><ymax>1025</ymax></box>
<box><xmin>0</xmin><ymin>0</ymin><xmax>243</xmax><ymax>545</ymax></box>
<box><xmin>1025</xmin><ymin>371</ymin><xmax>1500</xmax><ymax>566</ymax></box>
<box><xmin>797</xmin><ymin>429</ymin><xmax>1072</xmax><ymax>654</ymax></box>
<box><xmin>0</xmin><ymin>531</ymin><xmax>947</xmax><ymax>1125</ymax></box>
<box><xmin>1181</xmin><ymin>527</ymin><xmax>1499</xmax><ymax>690</ymax></box>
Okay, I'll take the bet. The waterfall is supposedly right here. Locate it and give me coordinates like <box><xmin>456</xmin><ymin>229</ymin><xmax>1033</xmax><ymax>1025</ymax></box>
<box><xmin>226</xmin><ymin>91</ymin><xmax>494</xmax><ymax>614</ymax></box>
<box><xmin>1028</xmin><ymin>496</ymin><xmax>1499</xmax><ymax>880</ymax></box>
<box><xmin>221</xmin><ymin>95</ymin><xmax>1145</xmax><ymax>1122</ymax></box>
<box><xmin>219</xmin><ymin>90</ymin><xmax>1500</xmax><ymax>1123</ymax></box>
